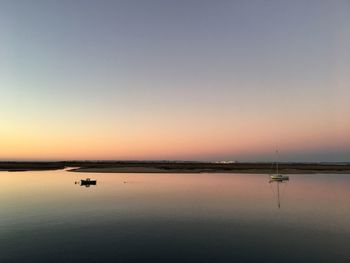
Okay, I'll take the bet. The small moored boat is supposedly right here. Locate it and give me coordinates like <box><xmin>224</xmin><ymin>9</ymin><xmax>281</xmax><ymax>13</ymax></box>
<box><xmin>270</xmin><ymin>174</ymin><xmax>289</xmax><ymax>181</ymax></box>
<box><xmin>81</xmin><ymin>178</ymin><xmax>97</xmax><ymax>186</ymax></box>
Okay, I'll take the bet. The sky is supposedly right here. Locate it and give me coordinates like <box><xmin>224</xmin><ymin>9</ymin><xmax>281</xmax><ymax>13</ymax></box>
<box><xmin>0</xmin><ymin>0</ymin><xmax>349</xmax><ymax>162</ymax></box>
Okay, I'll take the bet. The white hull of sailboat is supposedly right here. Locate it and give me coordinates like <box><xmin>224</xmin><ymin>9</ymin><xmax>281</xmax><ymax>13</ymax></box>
<box><xmin>270</xmin><ymin>174</ymin><xmax>289</xmax><ymax>181</ymax></box>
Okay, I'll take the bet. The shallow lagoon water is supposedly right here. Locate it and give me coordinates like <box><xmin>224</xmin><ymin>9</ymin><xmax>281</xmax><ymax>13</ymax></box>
<box><xmin>1</xmin><ymin>170</ymin><xmax>350</xmax><ymax>262</ymax></box>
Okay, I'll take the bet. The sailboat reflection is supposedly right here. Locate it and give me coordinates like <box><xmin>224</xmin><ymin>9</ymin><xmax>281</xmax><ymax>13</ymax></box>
<box><xmin>269</xmin><ymin>179</ymin><xmax>288</xmax><ymax>208</ymax></box>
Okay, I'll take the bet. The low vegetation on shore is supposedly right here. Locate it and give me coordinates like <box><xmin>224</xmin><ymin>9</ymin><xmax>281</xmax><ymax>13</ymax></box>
<box><xmin>1</xmin><ymin>161</ymin><xmax>350</xmax><ymax>174</ymax></box>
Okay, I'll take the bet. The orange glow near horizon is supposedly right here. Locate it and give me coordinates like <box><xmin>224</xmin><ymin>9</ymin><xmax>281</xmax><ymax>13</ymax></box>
<box><xmin>1</xmin><ymin>112</ymin><xmax>349</xmax><ymax>161</ymax></box>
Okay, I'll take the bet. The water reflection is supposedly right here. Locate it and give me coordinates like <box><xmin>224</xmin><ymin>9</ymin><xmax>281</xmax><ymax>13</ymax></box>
<box><xmin>269</xmin><ymin>179</ymin><xmax>289</xmax><ymax>208</ymax></box>
<box><xmin>1</xmin><ymin>171</ymin><xmax>350</xmax><ymax>262</ymax></box>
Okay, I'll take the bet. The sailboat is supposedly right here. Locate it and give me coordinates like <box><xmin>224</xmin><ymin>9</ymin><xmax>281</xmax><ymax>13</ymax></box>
<box><xmin>270</xmin><ymin>151</ymin><xmax>289</xmax><ymax>181</ymax></box>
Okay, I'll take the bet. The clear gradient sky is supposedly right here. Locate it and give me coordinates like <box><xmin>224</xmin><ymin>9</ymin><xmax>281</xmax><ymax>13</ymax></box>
<box><xmin>1</xmin><ymin>0</ymin><xmax>349</xmax><ymax>161</ymax></box>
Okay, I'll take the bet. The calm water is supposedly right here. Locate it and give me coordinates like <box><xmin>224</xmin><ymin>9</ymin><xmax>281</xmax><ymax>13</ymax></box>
<box><xmin>1</xmin><ymin>170</ymin><xmax>350</xmax><ymax>262</ymax></box>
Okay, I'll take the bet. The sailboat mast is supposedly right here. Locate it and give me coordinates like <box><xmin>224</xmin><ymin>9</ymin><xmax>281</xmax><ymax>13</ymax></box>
<box><xmin>276</xmin><ymin>150</ymin><xmax>279</xmax><ymax>175</ymax></box>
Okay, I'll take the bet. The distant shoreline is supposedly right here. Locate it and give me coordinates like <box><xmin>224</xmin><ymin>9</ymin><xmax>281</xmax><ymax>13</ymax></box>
<box><xmin>1</xmin><ymin>161</ymin><xmax>350</xmax><ymax>174</ymax></box>
<box><xmin>68</xmin><ymin>167</ymin><xmax>350</xmax><ymax>174</ymax></box>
